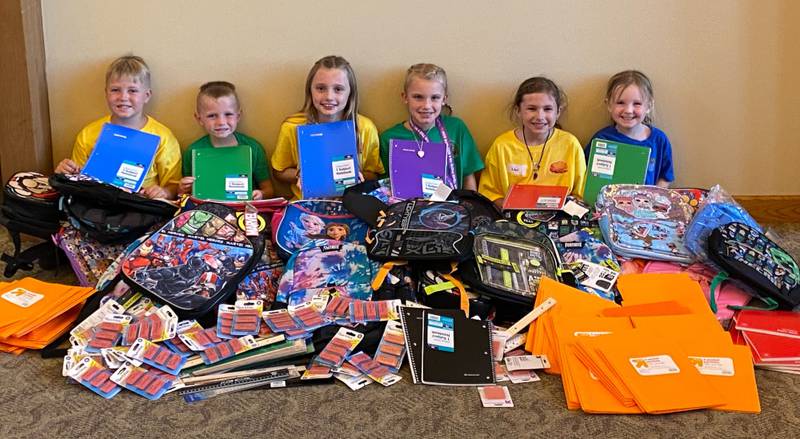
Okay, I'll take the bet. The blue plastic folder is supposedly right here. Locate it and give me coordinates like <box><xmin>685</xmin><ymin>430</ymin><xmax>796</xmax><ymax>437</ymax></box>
<box><xmin>81</xmin><ymin>123</ymin><xmax>160</xmax><ymax>192</ymax></box>
<box><xmin>297</xmin><ymin>120</ymin><xmax>359</xmax><ymax>198</ymax></box>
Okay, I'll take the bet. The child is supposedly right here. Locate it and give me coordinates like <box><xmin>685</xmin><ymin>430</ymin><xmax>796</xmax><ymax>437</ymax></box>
<box><xmin>379</xmin><ymin>63</ymin><xmax>483</xmax><ymax>191</ymax></box>
<box><xmin>479</xmin><ymin>77</ymin><xmax>586</xmax><ymax>206</ymax></box>
<box><xmin>54</xmin><ymin>55</ymin><xmax>181</xmax><ymax>199</ymax></box>
<box><xmin>587</xmin><ymin>70</ymin><xmax>674</xmax><ymax>187</ymax></box>
<box><xmin>178</xmin><ymin>81</ymin><xmax>274</xmax><ymax>200</ymax></box>
<box><xmin>271</xmin><ymin>55</ymin><xmax>384</xmax><ymax>199</ymax></box>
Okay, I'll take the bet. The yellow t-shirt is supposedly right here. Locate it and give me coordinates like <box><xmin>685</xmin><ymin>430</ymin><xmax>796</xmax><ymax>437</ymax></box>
<box><xmin>271</xmin><ymin>113</ymin><xmax>384</xmax><ymax>200</ymax></box>
<box><xmin>71</xmin><ymin>115</ymin><xmax>182</xmax><ymax>190</ymax></box>
<box><xmin>479</xmin><ymin>128</ymin><xmax>587</xmax><ymax>201</ymax></box>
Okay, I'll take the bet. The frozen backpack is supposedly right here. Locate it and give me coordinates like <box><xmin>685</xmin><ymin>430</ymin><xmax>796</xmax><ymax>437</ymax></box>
<box><xmin>272</xmin><ymin>199</ymin><xmax>369</xmax><ymax>260</ymax></box>
<box><xmin>685</xmin><ymin>185</ymin><xmax>761</xmax><ymax>262</ymax></box>
<box><xmin>276</xmin><ymin>239</ymin><xmax>377</xmax><ymax>305</ymax></box>
<box><xmin>596</xmin><ymin>184</ymin><xmax>693</xmax><ymax>263</ymax></box>
<box><xmin>642</xmin><ymin>261</ymin><xmax>752</xmax><ymax>323</ymax></box>
<box><xmin>121</xmin><ymin>203</ymin><xmax>264</xmax><ymax>318</ymax></box>
<box><xmin>708</xmin><ymin>222</ymin><xmax>800</xmax><ymax>310</ymax></box>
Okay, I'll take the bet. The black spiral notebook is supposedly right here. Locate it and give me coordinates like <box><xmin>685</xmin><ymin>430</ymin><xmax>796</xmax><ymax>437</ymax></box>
<box><xmin>400</xmin><ymin>306</ymin><xmax>495</xmax><ymax>386</ymax></box>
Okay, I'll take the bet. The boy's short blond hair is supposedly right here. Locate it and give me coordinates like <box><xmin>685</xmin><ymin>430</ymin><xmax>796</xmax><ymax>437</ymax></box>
<box><xmin>105</xmin><ymin>55</ymin><xmax>151</xmax><ymax>88</ymax></box>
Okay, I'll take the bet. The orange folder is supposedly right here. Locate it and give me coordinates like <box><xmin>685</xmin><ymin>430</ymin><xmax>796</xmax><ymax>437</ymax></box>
<box><xmin>616</xmin><ymin>273</ymin><xmax>717</xmax><ymax>320</ymax></box>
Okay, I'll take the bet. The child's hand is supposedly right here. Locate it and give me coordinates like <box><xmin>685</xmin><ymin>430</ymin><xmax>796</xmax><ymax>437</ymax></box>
<box><xmin>358</xmin><ymin>171</ymin><xmax>365</xmax><ymax>182</ymax></box>
<box><xmin>252</xmin><ymin>190</ymin><xmax>264</xmax><ymax>200</ymax></box>
<box><xmin>55</xmin><ymin>159</ymin><xmax>80</xmax><ymax>174</ymax></box>
<box><xmin>178</xmin><ymin>177</ymin><xmax>195</xmax><ymax>195</ymax></box>
<box><xmin>141</xmin><ymin>185</ymin><xmax>169</xmax><ymax>200</ymax></box>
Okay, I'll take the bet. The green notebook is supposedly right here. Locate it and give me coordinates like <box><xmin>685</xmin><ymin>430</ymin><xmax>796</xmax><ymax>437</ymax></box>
<box><xmin>192</xmin><ymin>145</ymin><xmax>253</xmax><ymax>201</ymax></box>
<box><xmin>583</xmin><ymin>139</ymin><xmax>651</xmax><ymax>206</ymax></box>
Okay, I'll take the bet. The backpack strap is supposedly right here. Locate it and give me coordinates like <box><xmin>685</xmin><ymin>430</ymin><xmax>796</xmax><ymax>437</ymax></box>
<box><xmin>342</xmin><ymin>180</ymin><xmax>389</xmax><ymax>228</ymax></box>
<box><xmin>441</xmin><ymin>262</ymin><xmax>469</xmax><ymax>317</ymax></box>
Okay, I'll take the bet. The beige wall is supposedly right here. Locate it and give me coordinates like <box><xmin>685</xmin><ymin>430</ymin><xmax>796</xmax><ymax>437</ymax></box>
<box><xmin>42</xmin><ymin>0</ymin><xmax>800</xmax><ymax>195</ymax></box>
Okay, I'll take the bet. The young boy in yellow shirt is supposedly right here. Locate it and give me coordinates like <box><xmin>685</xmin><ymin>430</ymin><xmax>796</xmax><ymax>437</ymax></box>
<box><xmin>55</xmin><ymin>55</ymin><xmax>181</xmax><ymax>199</ymax></box>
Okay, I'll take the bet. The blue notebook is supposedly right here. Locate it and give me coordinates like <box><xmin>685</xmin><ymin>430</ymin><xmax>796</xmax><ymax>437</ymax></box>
<box><xmin>297</xmin><ymin>120</ymin><xmax>359</xmax><ymax>198</ymax></box>
<box><xmin>81</xmin><ymin>123</ymin><xmax>160</xmax><ymax>192</ymax></box>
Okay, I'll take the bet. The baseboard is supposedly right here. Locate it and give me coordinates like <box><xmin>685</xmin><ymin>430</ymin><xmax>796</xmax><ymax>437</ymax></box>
<box><xmin>734</xmin><ymin>195</ymin><xmax>800</xmax><ymax>223</ymax></box>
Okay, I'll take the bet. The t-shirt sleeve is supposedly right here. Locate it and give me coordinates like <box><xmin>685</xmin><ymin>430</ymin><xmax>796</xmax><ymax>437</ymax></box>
<box><xmin>271</xmin><ymin>122</ymin><xmax>297</xmax><ymax>172</ymax></box>
<box><xmin>248</xmin><ymin>138</ymin><xmax>271</xmax><ymax>184</ymax></box>
<box><xmin>71</xmin><ymin>126</ymin><xmax>94</xmax><ymax>167</ymax></box>
<box><xmin>569</xmin><ymin>136</ymin><xmax>587</xmax><ymax>198</ymax></box>
<box><xmin>659</xmin><ymin>134</ymin><xmax>675</xmax><ymax>182</ymax></box>
<box><xmin>154</xmin><ymin>132</ymin><xmax>182</xmax><ymax>189</ymax></box>
<box><xmin>359</xmin><ymin>119</ymin><xmax>384</xmax><ymax>176</ymax></box>
<box><xmin>457</xmin><ymin>121</ymin><xmax>484</xmax><ymax>177</ymax></box>
<box><xmin>477</xmin><ymin>142</ymin><xmax>505</xmax><ymax>202</ymax></box>
<box><xmin>378</xmin><ymin>131</ymin><xmax>391</xmax><ymax>180</ymax></box>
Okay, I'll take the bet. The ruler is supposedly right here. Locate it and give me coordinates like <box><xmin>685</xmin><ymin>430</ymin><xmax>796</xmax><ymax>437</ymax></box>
<box><xmin>178</xmin><ymin>367</ymin><xmax>296</xmax><ymax>402</ymax></box>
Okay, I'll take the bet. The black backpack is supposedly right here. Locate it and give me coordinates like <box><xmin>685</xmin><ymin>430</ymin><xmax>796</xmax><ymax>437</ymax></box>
<box><xmin>49</xmin><ymin>173</ymin><xmax>177</xmax><ymax>244</ymax></box>
<box><xmin>708</xmin><ymin>222</ymin><xmax>800</xmax><ymax>310</ymax></box>
<box><xmin>0</xmin><ymin>172</ymin><xmax>65</xmax><ymax>276</ymax></box>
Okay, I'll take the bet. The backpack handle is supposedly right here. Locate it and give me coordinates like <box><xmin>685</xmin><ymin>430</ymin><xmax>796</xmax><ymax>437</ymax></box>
<box><xmin>342</xmin><ymin>180</ymin><xmax>389</xmax><ymax>228</ymax></box>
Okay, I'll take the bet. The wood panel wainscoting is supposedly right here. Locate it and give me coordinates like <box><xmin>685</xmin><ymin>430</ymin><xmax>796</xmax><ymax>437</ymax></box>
<box><xmin>735</xmin><ymin>196</ymin><xmax>800</xmax><ymax>223</ymax></box>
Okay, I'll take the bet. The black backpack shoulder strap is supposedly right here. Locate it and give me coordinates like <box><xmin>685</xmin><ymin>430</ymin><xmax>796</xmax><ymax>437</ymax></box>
<box><xmin>342</xmin><ymin>180</ymin><xmax>389</xmax><ymax>228</ymax></box>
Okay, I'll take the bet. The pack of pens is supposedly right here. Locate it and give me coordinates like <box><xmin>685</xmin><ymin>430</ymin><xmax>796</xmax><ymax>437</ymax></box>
<box><xmin>313</xmin><ymin>327</ymin><xmax>364</xmax><ymax>368</ymax></box>
<box><xmin>347</xmin><ymin>351</ymin><xmax>402</xmax><ymax>386</ymax></box>
<box><xmin>348</xmin><ymin>299</ymin><xmax>400</xmax><ymax>324</ymax></box>
<box><xmin>374</xmin><ymin>320</ymin><xmax>406</xmax><ymax>372</ymax></box>
<box><xmin>126</xmin><ymin>337</ymin><xmax>187</xmax><ymax>375</ymax></box>
<box><xmin>110</xmin><ymin>362</ymin><xmax>177</xmax><ymax>400</ymax></box>
<box><xmin>67</xmin><ymin>356</ymin><xmax>122</xmax><ymax>399</ymax></box>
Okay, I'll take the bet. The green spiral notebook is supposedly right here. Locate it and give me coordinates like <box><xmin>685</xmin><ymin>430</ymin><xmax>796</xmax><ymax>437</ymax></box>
<box><xmin>583</xmin><ymin>139</ymin><xmax>651</xmax><ymax>206</ymax></box>
<box><xmin>192</xmin><ymin>145</ymin><xmax>252</xmax><ymax>201</ymax></box>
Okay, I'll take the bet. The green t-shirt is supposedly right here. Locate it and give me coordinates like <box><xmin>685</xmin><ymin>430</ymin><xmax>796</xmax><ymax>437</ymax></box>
<box><xmin>182</xmin><ymin>132</ymin><xmax>271</xmax><ymax>185</ymax></box>
<box><xmin>378</xmin><ymin>115</ymin><xmax>484</xmax><ymax>188</ymax></box>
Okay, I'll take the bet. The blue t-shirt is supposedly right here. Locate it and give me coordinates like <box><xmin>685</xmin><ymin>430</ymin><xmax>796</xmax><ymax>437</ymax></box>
<box><xmin>586</xmin><ymin>125</ymin><xmax>675</xmax><ymax>185</ymax></box>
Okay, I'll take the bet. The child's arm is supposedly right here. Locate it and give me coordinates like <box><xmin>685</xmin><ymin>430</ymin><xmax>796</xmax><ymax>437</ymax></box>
<box><xmin>141</xmin><ymin>184</ymin><xmax>174</xmax><ymax>200</ymax></box>
<box><xmin>253</xmin><ymin>179</ymin><xmax>275</xmax><ymax>200</ymax></box>
<box><xmin>178</xmin><ymin>177</ymin><xmax>195</xmax><ymax>196</ymax></box>
<box><xmin>462</xmin><ymin>173</ymin><xmax>477</xmax><ymax>191</ymax></box>
<box><xmin>55</xmin><ymin>159</ymin><xmax>80</xmax><ymax>174</ymax></box>
<box><xmin>273</xmin><ymin>167</ymin><xmax>299</xmax><ymax>184</ymax></box>
<box><xmin>656</xmin><ymin>179</ymin><xmax>670</xmax><ymax>188</ymax></box>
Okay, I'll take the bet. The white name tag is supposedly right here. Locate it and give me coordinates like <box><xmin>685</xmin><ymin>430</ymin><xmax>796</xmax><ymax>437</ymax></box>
<box><xmin>507</xmin><ymin>163</ymin><xmax>527</xmax><ymax>176</ymax></box>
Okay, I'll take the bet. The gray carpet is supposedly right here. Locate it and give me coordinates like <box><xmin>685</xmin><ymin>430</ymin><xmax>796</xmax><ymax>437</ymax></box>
<box><xmin>2</xmin><ymin>226</ymin><xmax>800</xmax><ymax>439</ymax></box>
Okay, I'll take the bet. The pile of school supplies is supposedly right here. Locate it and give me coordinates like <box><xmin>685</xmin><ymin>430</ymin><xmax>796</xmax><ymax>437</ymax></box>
<box><xmin>732</xmin><ymin>309</ymin><xmax>800</xmax><ymax>375</ymax></box>
<box><xmin>0</xmin><ymin>278</ymin><xmax>95</xmax><ymax>354</ymax></box>
<box><xmin>526</xmin><ymin>276</ymin><xmax>761</xmax><ymax>414</ymax></box>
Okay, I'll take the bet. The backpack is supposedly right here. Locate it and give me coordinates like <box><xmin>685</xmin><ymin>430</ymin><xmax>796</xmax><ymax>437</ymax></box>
<box><xmin>596</xmin><ymin>184</ymin><xmax>694</xmax><ymax>263</ymax></box>
<box><xmin>49</xmin><ymin>173</ymin><xmax>177</xmax><ymax>244</ymax></box>
<box><xmin>271</xmin><ymin>199</ymin><xmax>369</xmax><ymax>261</ymax></box>
<box><xmin>685</xmin><ymin>185</ymin><xmax>761</xmax><ymax>262</ymax></box>
<box><xmin>642</xmin><ymin>261</ymin><xmax>752</xmax><ymax>322</ymax></box>
<box><xmin>54</xmin><ymin>226</ymin><xmax>133</xmax><ymax>287</ymax></box>
<box><xmin>460</xmin><ymin>220</ymin><xmax>566</xmax><ymax>311</ymax></box>
<box><xmin>708</xmin><ymin>222</ymin><xmax>800</xmax><ymax>310</ymax></box>
<box><xmin>0</xmin><ymin>172</ymin><xmax>65</xmax><ymax>276</ymax></box>
<box><xmin>555</xmin><ymin>228</ymin><xmax>621</xmax><ymax>303</ymax></box>
<box><xmin>275</xmin><ymin>239</ymin><xmax>377</xmax><ymax>305</ymax></box>
<box><xmin>120</xmin><ymin>203</ymin><xmax>264</xmax><ymax>318</ymax></box>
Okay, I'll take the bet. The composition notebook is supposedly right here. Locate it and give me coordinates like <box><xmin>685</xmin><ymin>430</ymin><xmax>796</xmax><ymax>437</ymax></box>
<box><xmin>583</xmin><ymin>139</ymin><xmax>651</xmax><ymax>206</ymax></box>
<box><xmin>297</xmin><ymin>120</ymin><xmax>359</xmax><ymax>198</ymax></box>
<box><xmin>389</xmin><ymin>139</ymin><xmax>448</xmax><ymax>199</ymax></box>
<box><xmin>192</xmin><ymin>145</ymin><xmax>252</xmax><ymax>201</ymax></box>
<box><xmin>81</xmin><ymin>123</ymin><xmax>160</xmax><ymax>192</ymax></box>
<box><xmin>502</xmin><ymin>184</ymin><xmax>569</xmax><ymax>211</ymax></box>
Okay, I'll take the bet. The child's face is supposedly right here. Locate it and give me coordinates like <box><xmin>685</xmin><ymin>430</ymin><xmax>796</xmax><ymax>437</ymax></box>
<box><xmin>310</xmin><ymin>67</ymin><xmax>350</xmax><ymax>122</ymax></box>
<box><xmin>403</xmin><ymin>78</ymin><xmax>446</xmax><ymax>130</ymax></box>
<box><xmin>105</xmin><ymin>75</ymin><xmax>151</xmax><ymax>123</ymax></box>
<box><xmin>517</xmin><ymin>92</ymin><xmax>559</xmax><ymax>141</ymax></box>
<box><xmin>608</xmin><ymin>84</ymin><xmax>651</xmax><ymax>132</ymax></box>
<box><xmin>195</xmin><ymin>95</ymin><xmax>240</xmax><ymax>143</ymax></box>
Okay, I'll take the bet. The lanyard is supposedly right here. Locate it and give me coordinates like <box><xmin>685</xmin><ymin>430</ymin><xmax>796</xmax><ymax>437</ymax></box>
<box><xmin>408</xmin><ymin>117</ymin><xmax>458</xmax><ymax>189</ymax></box>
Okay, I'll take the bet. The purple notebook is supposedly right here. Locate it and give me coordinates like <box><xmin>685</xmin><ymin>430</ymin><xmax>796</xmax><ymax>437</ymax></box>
<box><xmin>389</xmin><ymin>139</ymin><xmax>448</xmax><ymax>200</ymax></box>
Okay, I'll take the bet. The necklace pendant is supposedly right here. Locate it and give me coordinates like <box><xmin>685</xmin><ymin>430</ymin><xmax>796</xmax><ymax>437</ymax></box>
<box><xmin>417</xmin><ymin>150</ymin><xmax>425</xmax><ymax>158</ymax></box>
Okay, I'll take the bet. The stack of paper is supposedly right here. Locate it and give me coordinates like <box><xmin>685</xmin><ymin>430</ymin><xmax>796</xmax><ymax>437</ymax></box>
<box><xmin>733</xmin><ymin>310</ymin><xmax>800</xmax><ymax>375</ymax></box>
<box><xmin>526</xmin><ymin>275</ymin><xmax>761</xmax><ymax>414</ymax></box>
<box><xmin>0</xmin><ymin>278</ymin><xmax>95</xmax><ymax>354</ymax></box>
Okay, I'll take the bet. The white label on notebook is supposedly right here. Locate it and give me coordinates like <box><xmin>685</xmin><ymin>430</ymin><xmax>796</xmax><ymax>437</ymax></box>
<box><xmin>590</xmin><ymin>148</ymin><xmax>616</xmax><ymax>177</ymax></box>
<box><xmin>536</xmin><ymin>196</ymin><xmax>562</xmax><ymax>210</ymax></box>
<box><xmin>429</xmin><ymin>181</ymin><xmax>453</xmax><ymax>202</ymax></box>
<box><xmin>2</xmin><ymin>288</ymin><xmax>44</xmax><ymax>308</ymax></box>
<box><xmin>225</xmin><ymin>175</ymin><xmax>249</xmax><ymax>192</ymax></box>
<box><xmin>421</xmin><ymin>174</ymin><xmax>443</xmax><ymax>198</ymax></box>
<box><xmin>630</xmin><ymin>355</ymin><xmax>680</xmax><ymax>376</ymax></box>
<box><xmin>507</xmin><ymin>163</ymin><xmax>527</xmax><ymax>176</ymax></box>
<box><xmin>504</xmin><ymin>354</ymin><xmax>550</xmax><ymax>371</ymax></box>
<box><xmin>116</xmin><ymin>161</ymin><xmax>145</xmax><ymax>187</ymax></box>
<box><xmin>426</xmin><ymin>313</ymin><xmax>454</xmax><ymax>352</ymax></box>
<box><xmin>689</xmin><ymin>356</ymin><xmax>734</xmax><ymax>376</ymax></box>
<box><xmin>331</xmin><ymin>156</ymin><xmax>356</xmax><ymax>181</ymax></box>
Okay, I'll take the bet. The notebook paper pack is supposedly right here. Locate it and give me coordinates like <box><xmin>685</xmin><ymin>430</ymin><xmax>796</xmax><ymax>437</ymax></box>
<box><xmin>192</xmin><ymin>145</ymin><xmax>253</xmax><ymax>201</ymax></box>
<box><xmin>584</xmin><ymin>139</ymin><xmax>650</xmax><ymax>206</ymax></box>
<box><xmin>298</xmin><ymin>120</ymin><xmax>359</xmax><ymax>198</ymax></box>
<box><xmin>389</xmin><ymin>139</ymin><xmax>448</xmax><ymax>199</ymax></box>
<box><xmin>81</xmin><ymin>123</ymin><xmax>160</xmax><ymax>192</ymax></box>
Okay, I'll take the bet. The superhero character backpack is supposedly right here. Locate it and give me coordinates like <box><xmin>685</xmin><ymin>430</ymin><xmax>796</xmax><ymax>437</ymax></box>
<box><xmin>120</xmin><ymin>203</ymin><xmax>264</xmax><ymax>318</ymax></box>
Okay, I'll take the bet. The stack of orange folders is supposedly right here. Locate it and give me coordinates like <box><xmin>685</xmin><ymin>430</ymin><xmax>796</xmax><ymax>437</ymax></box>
<box><xmin>525</xmin><ymin>274</ymin><xmax>761</xmax><ymax>414</ymax></box>
<box><xmin>0</xmin><ymin>278</ymin><xmax>95</xmax><ymax>354</ymax></box>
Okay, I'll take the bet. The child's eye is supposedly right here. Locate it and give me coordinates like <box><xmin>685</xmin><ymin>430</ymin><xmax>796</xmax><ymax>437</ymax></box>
<box><xmin>334</xmin><ymin>86</ymin><xmax>345</xmax><ymax>93</ymax></box>
<box><xmin>315</xmin><ymin>85</ymin><xmax>326</xmax><ymax>92</ymax></box>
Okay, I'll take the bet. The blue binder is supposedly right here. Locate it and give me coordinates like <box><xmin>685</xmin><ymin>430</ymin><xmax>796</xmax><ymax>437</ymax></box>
<box><xmin>297</xmin><ymin>120</ymin><xmax>359</xmax><ymax>198</ymax></box>
<box><xmin>81</xmin><ymin>123</ymin><xmax>160</xmax><ymax>192</ymax></box>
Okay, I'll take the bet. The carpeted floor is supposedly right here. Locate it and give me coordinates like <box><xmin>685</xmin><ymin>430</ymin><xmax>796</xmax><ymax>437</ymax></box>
<box><xmin>1</xmin><ymin>226</ymin><xmax>800</xmax><ymax>439</ymax></box>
